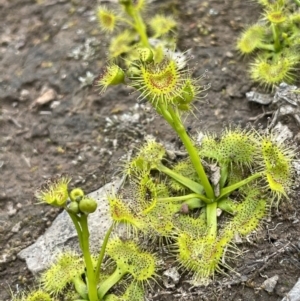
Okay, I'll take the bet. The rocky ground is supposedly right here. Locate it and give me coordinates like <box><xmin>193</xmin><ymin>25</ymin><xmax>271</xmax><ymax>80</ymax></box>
<box><xmin>1</xmin><ymin>0</ymin><xmax>300</xmax><ymax>300</ymax></box>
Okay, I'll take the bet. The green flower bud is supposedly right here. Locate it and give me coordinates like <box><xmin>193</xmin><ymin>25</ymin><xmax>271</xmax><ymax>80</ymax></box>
<box><xmin>67</xmin><ymin>201</ymin><xmax>80</xmax><ymax>214</ymax></box>
<box><xmin>137</xmin><ymin>47</ymin><xmax>154</xmax><ymax>63</ymax></box>
<box><xmin>127</xmin><ymin>64</ymin><xmax>141</xmax><ymax>79</ymax></box>
<box><xmin>69</xmin><ymin>188</ymin><xmax>85</xmax><ymax>202</ymax></box>
<box><xmin>79</xmin><ymin>197</ymin><xmax>98</xmax><ymax>214</ymax></box>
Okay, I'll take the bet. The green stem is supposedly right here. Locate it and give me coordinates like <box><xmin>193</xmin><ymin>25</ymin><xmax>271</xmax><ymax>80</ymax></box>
<box><xmin>98</xmin><ymin>267</ymin><xmax>127</xmax><ymax>300</ymax></box>
<box><xmin>206</xmin><ymin>201</ymin><xmax>217</xmax><ymax>239</ymax></box>
<box><xmin>219</xmin><ymin>164</ymin><xmax>228</xmax><ymax>189</ymax></box>
<box><xmin>257</xmin><ymin>42</ymin><xmax>276</xmax><ymax>52</ymax></box>
<box><xmin>292</xmin><ymin>0</ymin><xmax>300</xmax><ymax>6</ymax></box>
<box><xmin>67</xmin><ymin>211</ymin><xmax>83</xmax><ymax>250</ymax></box>
<box><xmin>179</xmin><ymin>197</ymin><xmax>204</xmax><ymax>210</ymax></box>
<box><xmin>155</xmin><ymin>103</ymin><xmax>175</xmax><ymax>129</ymax></box>
<box><xmin>164</xmin><ymin>105</ymin><xmax>214</xmax><ymax>199</ymax></box>
<box><xmin>123</xmin><ymin>2</ymin><xmax>149</xmax><ymax>47</ymax></box>
<box><xmin>156</xmin><ymin>163</ymin><xmax>204</xmax><ymax>195</ymax></box>
<box><xmin>117</xmin><ymin>17</ymin><xmax>134</xmax><ymax>27</ymax></box>
<box><xmin>271</xmin><ymin>23</ymin><xmax>281</xmax><ymax>52</ymax></box>
<box><xmin>79</xmin><ymin>214</ymin><xmax>98</xmax><ymax>301</ymax></box>
<box><xmin>216</xmin><ymin>172</ymin><xmax>264</xmax><ymax>201</ymax></box>
<box><xmin>95</xmin><ymin>223</ymin><xmax>115</xmax><ymax>280</ymax></box>
<box><xmin>157</xmin><ymin>193</ymin><xmax>210</xmax><ymax>204</ymax></box>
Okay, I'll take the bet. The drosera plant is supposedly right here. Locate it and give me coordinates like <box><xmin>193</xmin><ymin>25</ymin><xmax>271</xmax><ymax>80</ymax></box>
<box><xmin>96</xmin><ymin>0</ymin><xmax>177</xmax><ymax>63</ymax></box>
<box><xmin>12</xmin><ymin>179</ymin><xmax>157</xmax><ymax>301</ymax></box>
<box><xmin>94</xmin><ymin>47</ymin><xmax>298</xmax><ymax>285</ymax></box>
<box><xmin>12</xmin><ymin>52</ymin><xmax>298</xmax><ymax>301</ymax></box>
<box><xmin>236</xmin><ymin>0</ymin><xmax>300</xmax><ymax>88</ymax></box>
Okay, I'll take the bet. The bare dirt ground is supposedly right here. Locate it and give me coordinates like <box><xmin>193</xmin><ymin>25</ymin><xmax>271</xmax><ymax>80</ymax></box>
<box><xmin>1</xmin><ymin>0</ymin><xmax>300</xmax><ymax>300</ymax></box>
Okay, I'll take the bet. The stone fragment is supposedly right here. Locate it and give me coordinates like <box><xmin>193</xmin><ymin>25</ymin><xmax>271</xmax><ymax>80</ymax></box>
<box><xmin>261</xmin><ymin>275</ymin><xmax>279</xmax><ymax>293</ymax></box>
<box><xmin>32</xmin><ymin>87</ymin><xmax>57</xmax><ymax>107</ymax></box>
<box><xmin>282</xmin><ymin>278</ymin><xmax>300</xmax><ymax>301</ymax></box>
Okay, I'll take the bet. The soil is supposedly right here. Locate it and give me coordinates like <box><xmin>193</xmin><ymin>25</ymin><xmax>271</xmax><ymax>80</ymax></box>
<box><xmin>1</xmin><ymin>0</ymin><xmax>300</xmax><ymax>300</ymax></box>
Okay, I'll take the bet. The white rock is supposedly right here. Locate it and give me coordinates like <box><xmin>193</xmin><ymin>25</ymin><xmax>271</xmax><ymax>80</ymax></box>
<box><xmin>282</xmin><ymin>278</ymin><xmax>300</xmax><ymax>301</ymax></box>
<box><xmin>261</xmin><ymin>275</ymin><xmax>279</xmax><ymax>293</ymax></box>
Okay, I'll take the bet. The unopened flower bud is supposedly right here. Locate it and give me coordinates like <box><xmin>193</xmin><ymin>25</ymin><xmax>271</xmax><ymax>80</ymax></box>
<box><xmin>137</xmin><ymin>47</ymin><xmax>154</xmax><ymax>63</ymax></box>
<box><xmin>69</xmin><ymin>188</ymin><xmax>85</xmax><ymax>202</ymax></box>
<box><xmin>79</xmin><ymin>197</ymin><xmax>98</xmax><ymax>214</ymax></box>
<box><xmin>67</xmin><ymin>201</ymin><xmax>79</xmax><ymax>214</ymax></box>
<box><xmin>127</xmin><ymin>64</ymin><xmax>141</xmax><ymax>79</ymax></box>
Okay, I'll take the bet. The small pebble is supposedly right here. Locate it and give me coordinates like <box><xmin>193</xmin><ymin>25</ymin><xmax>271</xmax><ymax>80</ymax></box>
<box><xmin>11</xmin><ymin>221</ymin><xmax>22</xmax><ymax>233</ymax></box>
<box><xmin>261</xmin><ymin>275</ymin><xmax>279</xmax><ymax>293</ymax></box>
<box><xmin>225</xmin><ymin>51</ymin><xmax>234</xmax><ymax>58</ymax></box>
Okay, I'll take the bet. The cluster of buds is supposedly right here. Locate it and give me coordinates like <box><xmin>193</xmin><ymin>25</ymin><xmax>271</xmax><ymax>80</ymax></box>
<box><xmin>68</xmin><ymin>188</ymin><xmax>97</xmax><ymax>215</ymax></box>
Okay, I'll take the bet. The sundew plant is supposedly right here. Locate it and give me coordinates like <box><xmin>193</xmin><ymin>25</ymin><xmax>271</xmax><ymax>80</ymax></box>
<box><xmin>237</xmin><ymin>0</ymin><xmax>300</xmax><ymax>87</ymax></box>
<box><xmin>22</xmin><ymin>49</ymin><xmax>297</xmax><ymax>301</ymax></box>
<box><xmin>96</xmin><ymin>0</ymin><xmax>177</xmax><ymax>64</ymax></box>
<box><xmin>97</xmin><ymin>51</ymin><xmax>297</xmax><ymax>286</ymax></box>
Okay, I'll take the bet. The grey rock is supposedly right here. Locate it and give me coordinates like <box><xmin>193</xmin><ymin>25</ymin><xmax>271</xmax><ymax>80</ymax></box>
<box><xmin>261</xmin><ymin>275</ymin><xmax>279</xmax><ymax>293</ymax></box>
<box><xmin>282</xmin><ymin>278</ymin><xmax>300</xmax><ymax>301</ymax></box>
<box><xmin>163</xmin><ymin>267</ymin><xmax>180</xmax><ymax>288</ymax></box>
<box><xmin>246</xmin><ymin>91</ymin><xmax>273</xmax><ymax>105</ymax></box>
<box><xmin>18</xmin><ymin>178</ymin><xmax>122</xmax><ymax>275</ymax></box>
